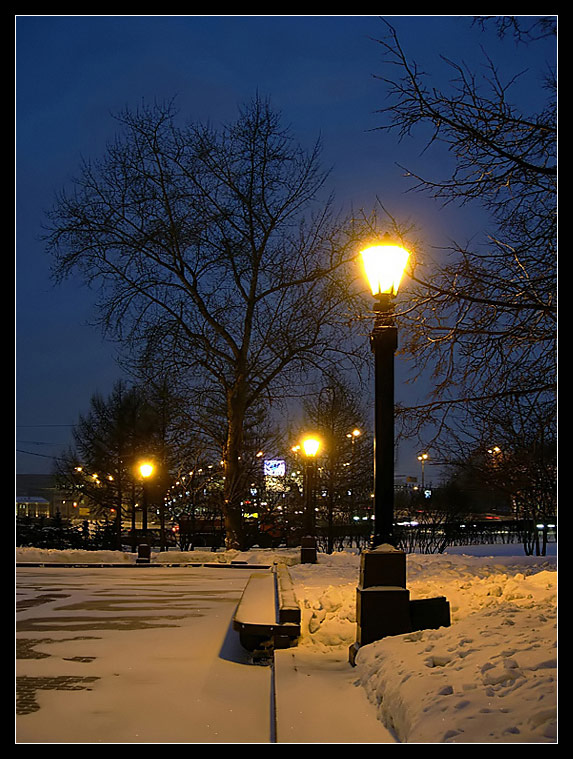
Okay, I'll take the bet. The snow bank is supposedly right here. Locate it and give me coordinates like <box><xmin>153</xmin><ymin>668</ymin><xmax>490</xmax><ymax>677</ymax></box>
<box><xmin>15</xmin><ymin>547</ymin><xmax>136</xmax><ymax>564</ymax></box>
<box><xmin>15</xmin><ymin>545</ymin><xmax>301</xmax><ymax>566</ymax></box>
<box><xmin>289</xmin><ymin>550</ymin><xmax>557</xmax><ymax>743</ymax></box>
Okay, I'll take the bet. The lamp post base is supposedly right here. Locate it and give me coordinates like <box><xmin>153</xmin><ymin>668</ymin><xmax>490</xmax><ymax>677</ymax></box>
<box><xmin>349</xmin><ymin>546</ymin><xmax>451</xmax><ymax>665</ymax></box>
<box><xmin>352</xmin><ymin>546</ymin><xmax>411</xmax><ymax>653</ymax></box>
<box><xmin>136</xmin><ymin>543</ymin><xmax>151</xmax><ymax>564</ymax></box>
<box><xmin>356</xmin><ymin>585</ymin><xmax>412</xmax><ymax>644</ymax></box>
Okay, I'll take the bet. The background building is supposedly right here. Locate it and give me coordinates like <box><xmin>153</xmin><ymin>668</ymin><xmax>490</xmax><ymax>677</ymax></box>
<box><xmin>16</xmin><ymin>474</ymin><xmax>78</xmax><ymax>520</ymax></box>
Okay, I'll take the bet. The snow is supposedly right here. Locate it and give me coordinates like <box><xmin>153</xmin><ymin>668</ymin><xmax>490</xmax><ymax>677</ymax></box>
<box><xmin>16</xmin><ymin>561</ymin><xmax>272</xmax><ymax>743</ymax></box>
<box><xmin>16</xmin><ymin>542</ymin><xmax>557</xmax><ymax>743</ymax></box>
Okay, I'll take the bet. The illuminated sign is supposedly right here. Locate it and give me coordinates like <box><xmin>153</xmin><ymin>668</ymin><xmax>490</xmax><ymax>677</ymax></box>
<box><xmin>264</xmin><ymin>459</ymin><xmax>286</xmax><ymax>477</ymax></box>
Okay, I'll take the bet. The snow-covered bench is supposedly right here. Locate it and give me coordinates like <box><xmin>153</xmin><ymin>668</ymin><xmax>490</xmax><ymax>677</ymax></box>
<box><xmin>233</xmin><ymin>563</ymin><xmax>300</xmax><ymax>652</ymax></box>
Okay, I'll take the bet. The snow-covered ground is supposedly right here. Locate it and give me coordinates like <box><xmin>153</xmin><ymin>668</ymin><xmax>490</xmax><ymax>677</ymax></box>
<box><xmin>16</xmin><ymin>542</ymin><xmax>557</xmax><ymax>743</ymax></box>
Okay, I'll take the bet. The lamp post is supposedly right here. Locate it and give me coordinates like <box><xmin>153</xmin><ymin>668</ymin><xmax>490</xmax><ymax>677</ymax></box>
<box><xmin>346</xmin><ymin>428</ymin><xmax>361</xmax><ymax>507</ymax></box>
<box><xmin>360</xmin><ymin>238</ymin><xmax>410</xmax><ymax>547</ymax></box>
<box><xmin>138</xmin><ymin>460</ymin><xmax>155</xmax><ymax>539</ymax></box>
<box><xmin>301</xmin><ymin>435</ymin><xmax>320</xmax><ymax>563</ymax></box>
<box><xmin>417</xmin><ymin>452</ymin><xmax>429</xmax><ymax>491</ymax></box>
<box><xmin>346</xmin><ymin>428</ymin><xmax>362</xmax><ymax>445</ymax></box>
<box><xmin>350</xmin><ymin>236</ymin><xmax>413</xmax><ymax>662</ymax></box>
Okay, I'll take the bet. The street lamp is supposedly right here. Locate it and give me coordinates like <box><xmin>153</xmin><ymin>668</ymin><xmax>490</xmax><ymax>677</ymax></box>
<box><xmin>301</xmin><ymin>435</ymin><xmax>320</xmax><ymax>563</ymax></box>
<box><xmin>350</xmin><ymin>236</ymin><xmax>413</xmax><ymax>662</ymax></box>
<box><xmin>138</xmin><ymin>460</ymin><xmax>155</xmax><ymax>536</ymax></box>
<box><xmin>346</xmin><ymin>428</ymin><xmax>361</xmax><ymax>503</ymax></box>
<box><xmin>360</xmin><ymin>243</ymin><xmax>410</xmax><ymax>299</ymax></box>
<box><xmin>139</xmin><ymin>462</ymin><xmax>154</xmax><ymax>479</ymax></box>
<box><xmin>417</xmin><ymin>453</ymin><xmax>429</xmax><ymax>490</ymax></box>
<box><xmin>360</xmin><ymin>237</ymin><xmax>410</xmax><ymax>547</ymax></box>
<box><xmin>302</xmin><ymin>436</ymin><xmax>321</xmax><ymax>459</ymax></box>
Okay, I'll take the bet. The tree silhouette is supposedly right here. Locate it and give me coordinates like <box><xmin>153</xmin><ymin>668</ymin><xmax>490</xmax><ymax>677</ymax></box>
<box><xmin>55</xmin><ymin>381</ymin><xmax>169</xmax><ymax>549</ymax></box>
<box><xmin>371</xmin><ymin>18</ymin><xmax>556</xmax><ymax>460</ymax></box>
<box><xmin>45</xmin><ymin>96</ymin><xmax>369</xmax><ymax>549</ymax></box>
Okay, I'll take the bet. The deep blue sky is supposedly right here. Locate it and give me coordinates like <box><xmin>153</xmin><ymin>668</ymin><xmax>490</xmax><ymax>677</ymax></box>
<box><xmin>16</xmin><ymin>15</ymin><xmax>556</xmax><ymax>480</ymax></box>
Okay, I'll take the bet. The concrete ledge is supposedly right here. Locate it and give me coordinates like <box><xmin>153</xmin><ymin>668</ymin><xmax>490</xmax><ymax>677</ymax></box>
<box><xmin>275</xmin><ymin>562</ymin><xmax>301</xmax><ymax>625</ymax></box>
<box><xmin>233</xmin><ymin>564</ymin><xmax>300</xmax><ymax>652</ymax></box>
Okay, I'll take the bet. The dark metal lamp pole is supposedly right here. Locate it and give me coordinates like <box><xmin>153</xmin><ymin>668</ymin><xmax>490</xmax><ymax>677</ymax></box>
<box><xmin>370</xmin><ymin>291</ymin><xmax>398</xmax><ymax>548</ymax></box>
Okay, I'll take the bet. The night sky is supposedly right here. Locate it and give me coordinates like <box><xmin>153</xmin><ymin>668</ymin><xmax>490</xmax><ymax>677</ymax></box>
<box><xmin>15</xmin><ymin>15</ymin><xmax>556</xmax><ymax>481</ymax></box>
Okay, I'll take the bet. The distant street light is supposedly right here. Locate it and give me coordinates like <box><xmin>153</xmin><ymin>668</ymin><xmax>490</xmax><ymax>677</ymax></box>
<box><xmin>139</xmin><ymin>462</ymin><xmax>155</xmax><ymax>479</ymax></box>
<box><xmin>302</xmin><ymin>436</ymin><xmax>320</xmax><ymax>459</ymax></box>
<box><xmin>138</xmin><ymin>460</ymin><xmax>155</xmax><ymax>536</ymax></box>
<box><xmin>417</xmin><ymin>453</ymin><xmax>429</xmax><ymax>490</ymax></box>
<box><xmin>346</xmin><ymin>428</ymin><xmax>362</xmax><ymax>501</ymax></box>
<box><xmin>300</xmin><ymin>435</ymin><xmax>320</xmax><ymax>563</ymax></box>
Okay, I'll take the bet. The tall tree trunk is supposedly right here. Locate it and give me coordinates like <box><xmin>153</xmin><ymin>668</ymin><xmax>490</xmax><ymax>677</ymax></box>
<box><xmin>114</xmin><ymin>471</ymin><xmax>123</xmax><ymax>550</ymax></box>
<box><xmin>223</xmin><ymin>385</ymin><xmax>247</xmax><ymax>550</ymax></box>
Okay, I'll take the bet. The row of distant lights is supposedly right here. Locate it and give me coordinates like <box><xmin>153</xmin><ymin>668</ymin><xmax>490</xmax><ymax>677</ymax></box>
<box><xmin>72</xmin><ymin>430</ymin><xmax>365</xmax><ymax>487</ymax></box>
<box><xmin>74</xmin><ymin>462</ymin><xmax>155</xmax><ymax>481</ymax></box>
<box><xmin>169</xmin><ymin>431</ymin><xmax>365</xmax><ymax>492</ymax></box>
<box><xmin>74</xmin><ymin>466</ymin><xmax>114</xmax><ymax>484</ymax></box>
<box><xmin>74</xmin><ymin>432</ymin><xmax>424</xmax><ymax>503</ymax></box>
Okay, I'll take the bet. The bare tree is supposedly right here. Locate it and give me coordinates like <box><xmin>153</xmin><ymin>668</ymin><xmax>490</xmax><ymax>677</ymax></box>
<box><xmin>55</xmin><ymin>380</ymin><xmax>161</xmax><ymax>549</ymax></box>
<box><xmin>45</xmin><ymin>96</ymin><xmax>367</xmax><ymax>549</ymax></box>
<box><xmin>301</xmin><ymin>377</ymin><xmax>372</xmax><ymax>552</ymax></box>
<box><xmin>370</xmin><ymin>18</ymin><xmax>556</xmax><ymax>456</ymax></box>
<box><xmin>442</xmin><ymin>392</ymin><xmax>556</xmax><ymax>555</ymax></box>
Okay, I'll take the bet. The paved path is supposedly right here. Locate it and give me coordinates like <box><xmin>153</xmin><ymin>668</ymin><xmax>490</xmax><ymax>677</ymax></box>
<box><xmin>16</xmin><ymin>565</ymin><xmax>273</xmax><ymax>743</ymax></box>
<box><xmin>274</xmin><ymin>647</ymin><xmax>396</xmax><ymax>743</ymax></box>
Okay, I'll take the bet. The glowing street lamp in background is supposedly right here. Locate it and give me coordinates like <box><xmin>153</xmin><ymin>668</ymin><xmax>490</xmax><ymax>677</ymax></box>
<box><xmin>417</xmin><ymin>452</ymin><xmax>429</xmax><ymax>490</ymax></box>
<box><xmin>302</xmin><ymin>436</ymin><xmax>320</xmax><ymax>458</ymax></box>
<box><xmin>346</xmin><ymin>429</ymin><xmax>362</xmax><ymax>501</ymax></box>
<box><xmin>139</xmin><ymin>462</ymin><xmax>155</xmax><ymax>480</ymax></box>
<box><xmin>138</xmin><ymin>460</ymin><xmax>155</xmax><ymax>536</ymax></box>
<box><xmin>300</xmin><ymin>435</ymin><xmax>321</xmax><ymax>563</ymax></box>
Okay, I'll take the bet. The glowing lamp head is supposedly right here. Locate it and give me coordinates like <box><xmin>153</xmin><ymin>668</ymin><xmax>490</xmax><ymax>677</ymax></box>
<box><xmin>302</xmin><ymin>437</ymin><xmax>321</xmax><ymax>458</ymax></box>
<box><xmin>139</xmin><ymin>462</ymin><xmax>154</xmax><ymax>479</ymax></box>
<box><xmin>360</xmin><ymin>242</ymin><xmax>410</xmax><ymax>297</ymax></box>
